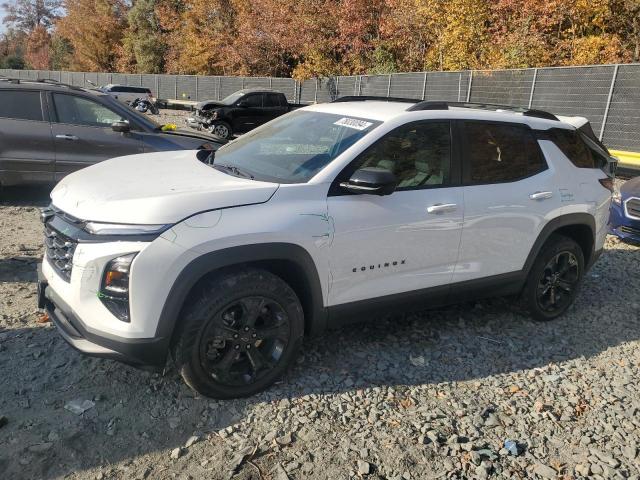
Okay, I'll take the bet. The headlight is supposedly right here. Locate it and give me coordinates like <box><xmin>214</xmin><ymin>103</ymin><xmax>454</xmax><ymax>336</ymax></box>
<box><xmin>84</xmin><ymin>222</ymin><xmax>170</xmax><ymax>236</ymax></box>
<box><xmin>99</xmin><ymin>253</ymin><xmax>136</xmax><ymax>322</ymax></box>
<box><xmin>210</xmin><ymin>111</ymin><xmax>218</xmax><ymax>120</ymax></box>
<box><xmin>612</xmin><ymin>190</ymin><xmax>622</xmax><ymax>205</ymax></box>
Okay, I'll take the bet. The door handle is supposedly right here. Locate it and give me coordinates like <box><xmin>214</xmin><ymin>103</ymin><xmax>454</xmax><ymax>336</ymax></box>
<box><xmin>427</xmin><ymin>203</ymin><xmax>457</xmax><ymax>214</ymax></box>
<box><xmin>56</xmin><ymin>134</ymin><xmax>79</xmax><ymax>141</ymax></box>
<box><xmin>529</xmin><ymin>191</ymin><xmax>553</xmax><ymax>200</ymax></box>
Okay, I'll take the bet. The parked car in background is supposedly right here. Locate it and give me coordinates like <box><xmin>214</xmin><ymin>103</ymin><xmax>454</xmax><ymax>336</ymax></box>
<box><xmin>39</xmin><ymin>97</ymin><xmax>615</xmax><ymax>398</ymax></box>
<box><xmin>0</xmin><ymin>78</ymin><xmax>224</xmax><ymax>188</ymax></box>
<box><xmin>100</xmin><ymin>84</ymin><xmax>155</xmax><ymax>105</ymax></box>
<box><xmin>609</xmin><ymin>176</ymin><xmax>640</xmax><ymax>243</ymax></box>
<box><xmin>186</xmin><ymin>88</ymin><xmax>305</xmax><ymax>139</ymax></box>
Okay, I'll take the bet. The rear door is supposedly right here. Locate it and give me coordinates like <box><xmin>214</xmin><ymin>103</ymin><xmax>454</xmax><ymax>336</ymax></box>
<box><xmin>48</xmin><ymin>92</ymin><xmax>144</xmax><ymax>180</ymax></box>
<box><xmin>454</xmin><ymin>121</ymin><xmax>557</xmax><ymax>283</ymax></box>
<box><xmin>263</xmin><ymin>93</ymin><xmax>287</xmax><ymax>121</ymax></box>
<box><xmin>0</xmin><ymin>89</ymin><xmax>55</xmax><ymax>185</ymax></box>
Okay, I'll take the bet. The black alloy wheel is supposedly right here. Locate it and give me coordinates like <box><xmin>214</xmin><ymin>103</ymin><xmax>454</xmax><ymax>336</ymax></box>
<box><xmin>198</xmin><ymin>296</ymin><xmax>290</xmax><ymax>386</ymax></box>
<box><xmin>535</xmin><ymin>251</ymin><xmax>580</xmax><ymax>314</ymax></box>
<box><xmin>172</xmin><ymin>268</ymin><xmax>304</xmax><ymax>398</ymax></box>
<box><xmin>522</xmin><ymin>234</ymin><xmax>585</xmax><ymax>321</ymax></box>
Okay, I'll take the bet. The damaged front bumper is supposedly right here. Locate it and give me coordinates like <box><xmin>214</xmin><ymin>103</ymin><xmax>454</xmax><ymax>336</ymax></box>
<box><xmin>38</xmin><ymin>264</ymin><xmax>168</xmax><ymax>370</ymax></box>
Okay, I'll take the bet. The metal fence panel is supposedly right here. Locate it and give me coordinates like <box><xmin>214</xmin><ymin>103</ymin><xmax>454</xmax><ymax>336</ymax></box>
<box><xmin>531</xmin><ymin>65</ymin><xmax>614</xmax><ymax>137</ymax></box>
<box><xmin>271</xmin><ymin>78</ymin><xmax>296</xmax><ymax>101</ymax></box>
<box><xmin>470</xmin><ymin>69</ymin><xmax>534</xmax><ymax>106</ymax></box>
<box><xmin>197</xmin><ymin>76</ymin><xmax>218</xmax><ymax>101</ymax></box>
<box><xmin>176</xmin><ymin>75</ymin><xmax>197</xmax><ymax>101</ymax></box>
<box><xmin>335</xmin><ymin>76</ymin><xmax>358</xmax><ymax>97</ymax></box>
<box><xmin>243</xmin><ymin>77</ymin><xmax>271</xmax><ymax>90</ymax></box>
<box><xmin>125</xmin><ymin>74</ymin><xmax>141</xmax><ymax>86</ymax></box>
<box><xmin>359</xmin><ymin>75</ymin><xmax>390</xmax><ymax>96</ymax></box>
<box><xmin>157</xmin><ymin>75</ymin><xmax>176</xmax><ymax>100</ymax></box>
<box><xmin>299</xmin><ymin>79</ymin><xmax>316</xmax><ymax>103</ymax></box>
<box><xmin>390</xmin><ymin>72</ymin><xmax>425</xmax><ymax>99</ymax></box>
<box><xmin>603</xmin><ymin>64</ymin><xmax>640</xmax><ymax>151</ymax></box>
<box><xmin>220</xmin><ymin>76</ymin><xmax>243</xmax><ymax>99</ymax></box>
<box><xmin>425</xmin><ymin>71</ymin><xmax>470</xmax><ymax>101</ymax></box>
<box><xmin>97</xmin><ymin>72</ymin><xmax>112</xmax><ymax>85</ymax></box>
<box><xmin>316</xmin><ymin>77</ymin><xmax>339</xmax><ymax>102</ymax></box>
<box><xmin>141</xmin><ymin>74</ymin><xmax>156</xmax><ymax>93</ymax></box>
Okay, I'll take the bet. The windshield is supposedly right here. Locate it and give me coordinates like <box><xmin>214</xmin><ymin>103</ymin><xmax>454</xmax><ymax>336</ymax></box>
<box><xmin>220</xmin><ymin>91</ymin><xmax>246</xmax><ymax>105</ymax></box>
<box><xmin>213</xmin><ymin>110</ymin><xmax>381</xmax><ymax>183</ymax></box>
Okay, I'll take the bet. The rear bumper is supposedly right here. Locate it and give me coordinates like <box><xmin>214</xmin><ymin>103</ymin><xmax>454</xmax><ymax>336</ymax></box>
<box><xmin>38</xmin><ymin>264</ymin><xmax>168</xmax><ymax>369</ymax></box>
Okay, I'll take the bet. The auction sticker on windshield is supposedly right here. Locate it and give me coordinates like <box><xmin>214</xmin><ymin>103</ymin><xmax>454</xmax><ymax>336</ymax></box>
<box><xmin>334</xmin><ymin>117</ymin><xmax>373</xmax><ymax>130</ymax></box>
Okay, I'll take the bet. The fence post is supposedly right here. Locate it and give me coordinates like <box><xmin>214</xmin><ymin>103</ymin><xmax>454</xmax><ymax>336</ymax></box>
<box><xmin>600</xmin><ymin>64</ymin><xmax>619</xmax><ymax>141</ymax></box>
<box><xmin>466</xmin><ymin>70</ymin><xmax>473</xmax><ymax>102</ymax></box>
<box><xmin>217</xmin><ymin>77</ymin><xmax>222</xmax><ymax>100</ymax></box>
<box><xmin>155</xmin><ymin>75</ymin><xmax>159</xmax><ymax>99</ymax></box>
<box><xmin>458</xmin><ymin>73</ymin><xmax>462</xmax><ymax>101</ymax></box>
<box><xmin>269</xmin><ymin>77</ymin><xmax>273</xmax><ymax>89</ymax></box>
<box><xmin>314</xmin><ymin>78</ymin><xmax>318</xmax><ymax>103</ymax></box>
<box><xmin>528</xmin><ymin>68</ymin><xmax>538</xmax><ymax>109</ymax></box>
<box><xmin>195</xmin><ymin>75</ymin><xmax>199</xmax><ymax>101</ymax></box>
<box><xmin>241</xmin><ymin>77</ymin><xmax>245</xmax><ymax>89</ymax></box>
<box><xmin>335</xmin><ymin>76</ymin><xmax>340</xmax><ymax>99</ymax></box>
<box><xmin>386</xmin><ymin>74</ymin><xmax>392</xmax><ymax>97</ymax></box>
<box><xmin>357</xmin><ymin>76</ymin><xmax>362</xmax><ymax>96</ymax></box>
<box><xmin>174</xmin><ymin>77</ymin><xmax>178</xmax><ymax>100</ymax></box>
<box><xmin>422</xmin><ymin>72</ymin><xmax>428</xmax><ymax>100</ymax></box>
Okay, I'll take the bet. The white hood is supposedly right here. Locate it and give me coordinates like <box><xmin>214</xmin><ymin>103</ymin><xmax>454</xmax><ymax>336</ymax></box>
<box><xmin>50</xmin><ymin>150</ymin><xmax>279</xmax><ymax>224</ymax></box>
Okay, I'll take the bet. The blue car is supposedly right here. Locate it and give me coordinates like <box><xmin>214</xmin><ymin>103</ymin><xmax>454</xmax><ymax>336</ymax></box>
<box><xmin>609</xmin><ymin>176</ymin><xmax>640</xmax><ymax>243</ymax></box>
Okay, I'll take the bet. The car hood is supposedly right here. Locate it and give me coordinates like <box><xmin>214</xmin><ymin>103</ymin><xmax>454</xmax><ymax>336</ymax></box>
<box><xmin>196</xmin><ymin>101</ymin><xmax>226</xmax><ymax>110</ymax></box>
<box><xmin>50</xmin><ymin>150</ymin><xmax>279</xmax><ymax>224</ymax></box>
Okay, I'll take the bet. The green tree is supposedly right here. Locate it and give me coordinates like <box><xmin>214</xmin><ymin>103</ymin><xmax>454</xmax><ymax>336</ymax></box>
<box><xmin>121</xmin><ymin>0</ymin><xmax>166</xmax><ymax>73</ymax></box>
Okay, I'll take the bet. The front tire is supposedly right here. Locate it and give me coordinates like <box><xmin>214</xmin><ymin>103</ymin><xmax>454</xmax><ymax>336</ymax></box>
<box><xmin>172</xmin><ymin>268</ymin><xmax>304</xmax><ymax>398</ymax></box>
<box><xmin>208</xmin><ymin>121</ymin><xmax>232</xmax><ymax>140</ymax></box>
<box><xmin>522</xmin><ymin>234</ymin><xmax>585</xmax><ymax>321</ymax></box>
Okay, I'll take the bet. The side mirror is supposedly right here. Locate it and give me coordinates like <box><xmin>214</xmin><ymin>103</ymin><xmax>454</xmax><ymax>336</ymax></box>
<box><xmin>111</xmin><ymin>121</ymin><xmax>130</xmax><ymax>133</ymax></box>
<box><xmin>340</xmin><ymin>167</ymin><xmax>397</xmax><ymax>196</ymax></box>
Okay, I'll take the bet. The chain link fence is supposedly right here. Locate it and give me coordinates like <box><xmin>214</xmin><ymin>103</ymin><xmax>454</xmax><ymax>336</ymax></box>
<box><xmin>1</xmin><ymin>64</ymin><xmax>639</xmax><ymax>151</ymax></box>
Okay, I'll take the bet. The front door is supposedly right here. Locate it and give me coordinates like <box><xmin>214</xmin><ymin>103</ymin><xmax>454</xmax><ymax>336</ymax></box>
<box><xmin>233</xmin><ymin>93</ymin><xmax>265</xmax><ymax>132</ymax></box>
<box><xmin>327</xmin><ymin>121</ymin><xmax>464</xmax><ymax>307</ymax></box>
<box><xmin>49</xmin><ymin>93</ymin><xmax>144</xmax><ymax>181</ymax></box>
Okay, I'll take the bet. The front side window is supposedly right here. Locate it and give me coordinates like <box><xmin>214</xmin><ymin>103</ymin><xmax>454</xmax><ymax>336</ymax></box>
<box><xmin>351</xmin><ymin>121</ymin><xmax>451</xmax><ymax>189</ymax></box>
<box><xmin>53</xmin><ymin>94</ymin><xmax>125</xmax><ymax>127</ymax></box>
<box><xmin>242</xmin><ymin>94</ymin><xmax>263</xmax><ymax>107</ymax></box>
<box><xmin>0</xmin><ymin>90</ymin><xmax>43</xmax><ymax>121</ymax></box>
<box><xmin>465</xmin><ymin>122</ymin><xmax>546</xmax><ymax>184</ymax></box>
<box><xmin>213</xmin><ymin>110</ymin><xmax>381</xmax><ymax>183</ymax></box>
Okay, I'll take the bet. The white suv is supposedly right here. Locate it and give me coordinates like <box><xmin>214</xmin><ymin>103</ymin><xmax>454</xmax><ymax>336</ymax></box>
<box><xmin>38</xmin><ymin>98</ymin><xmax>615</xmax><ymax>398</ymax></box>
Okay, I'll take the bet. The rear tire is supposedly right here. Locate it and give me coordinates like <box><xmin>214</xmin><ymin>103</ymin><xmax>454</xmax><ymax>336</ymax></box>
<box><xmin>521</xmin><ymin>234</ymin><xmax>585</xmax><ymax>321</ymax></box>
<box><xmin>172</xmin><ymin>268</ymin><xmax>304</xmax><ymax>399</ymax></box>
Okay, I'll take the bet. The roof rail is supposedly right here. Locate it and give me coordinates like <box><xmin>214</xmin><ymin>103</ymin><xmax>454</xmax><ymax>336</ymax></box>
<box><xmin>0</xmin><ymin>76</ymin><xmax>83</xmax><ymax>91</ymax></box>
<box><xmin>332</xmin><ymin>95</ymin><xmax>422</xmax><ymax>104</ymax></box>
<box><xmin>407</xmin><ymin>101</ymin><xmax>559</xmax><ymax>121</ymax></box>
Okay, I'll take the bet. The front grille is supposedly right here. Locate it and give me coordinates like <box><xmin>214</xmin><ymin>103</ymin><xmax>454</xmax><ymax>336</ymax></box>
<box><xmin>44</xmin><ymin>222</ymin><xmax>77</xmax><ymax>281</ymax></box>
<box><xmin>625</xmin><ymin>198</ymin><xmax>640</xmax><ymax>219</ymax></box>
<box><xmin>620</xmin><ymin>225</ymin><xmax>640</xmax><ymax>236</ymax></box>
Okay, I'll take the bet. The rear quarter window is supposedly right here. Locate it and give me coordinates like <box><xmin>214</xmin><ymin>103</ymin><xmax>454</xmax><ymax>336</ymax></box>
<box><xmin>464</xmin><ymin>122</ymin><xmax>547</xmax><ymax>184</ymax></box>
<box><xmin>548</xmin><ymin>129</ymin><xmax>595</xmax><ymax>168</ymax></box>
<box><xmin>0</xmin><ymin>90</ymin><xmax>43</xmax><ymax>121</ymax></box>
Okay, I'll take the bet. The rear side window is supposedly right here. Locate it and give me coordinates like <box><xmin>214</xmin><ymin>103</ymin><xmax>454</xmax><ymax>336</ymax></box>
<box><xmin>549</xmin><ymin>129</ymin><xmax>594</xmax><ymax>168</ymax></box>
<box><xmin>242</xmin><ymin>94</ymin><xmax>263</xmax><ymax>107</ymax></box>
<box><xmin>464</xmin><ymin>122</ymin><xmax>546</xmax><ymax>184</ymax></box>
<box><xmin>264</xmin><ymin>94</ymin><xmax>281</xmax><ymax>107</ymax></box>
<box><xmin>0</xmin><ymin>90</ymin><xmax>43</xmax><ymax>121</ymax></box>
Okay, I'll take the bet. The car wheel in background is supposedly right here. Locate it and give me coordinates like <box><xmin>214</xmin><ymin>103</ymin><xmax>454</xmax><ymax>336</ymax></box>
<box><xmin>209</xmin><ymin>121</ymin><xmax>232</xmax><ymax>140</ymax></box>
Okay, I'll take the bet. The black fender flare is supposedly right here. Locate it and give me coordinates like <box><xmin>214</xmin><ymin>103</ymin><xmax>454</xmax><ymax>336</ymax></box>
<box><xmin>154</xmin><ymin>243</ymin><xmax>327</xmax><ymax>346</ymax></box>
<box><xmin>522</xmin><ymin>212</ymin><xmax>596</xmax><ymax>275</ymax></box>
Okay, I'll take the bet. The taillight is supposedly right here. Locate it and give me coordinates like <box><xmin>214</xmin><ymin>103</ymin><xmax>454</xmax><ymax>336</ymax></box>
<box><xmin>599</xmin><ymin>177</ymin><xmax>614</xmax><ymax>192</ymax></box>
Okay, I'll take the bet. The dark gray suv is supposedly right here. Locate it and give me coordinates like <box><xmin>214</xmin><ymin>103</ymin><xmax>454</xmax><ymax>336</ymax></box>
<box><xmin>0</xmin><ymin>78</ymin><xmax>224</xmax><ymax>187</ymax></box>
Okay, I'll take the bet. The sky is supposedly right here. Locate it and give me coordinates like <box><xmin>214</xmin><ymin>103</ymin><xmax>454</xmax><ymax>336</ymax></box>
<box><xmin>0</xmin><ymin>6</ymin><xmax>5</xmax><ymax>33</ymax></box>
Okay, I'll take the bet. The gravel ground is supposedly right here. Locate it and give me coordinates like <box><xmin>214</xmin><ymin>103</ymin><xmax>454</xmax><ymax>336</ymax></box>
<box><xmin>1</xmin><ymin>180</ymin><xmax>639</xmax><ymax>480</ymax></box>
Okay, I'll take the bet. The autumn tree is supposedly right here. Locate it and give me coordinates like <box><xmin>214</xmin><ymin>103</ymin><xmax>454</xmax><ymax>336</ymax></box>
<box><xmin>56</xmin><ymin>0</ymin><xmax>127</xmax><ymax>71</ymax></box>
<box><xmin>24</xmin><ymin>24</ymin><xmax>50</xmax><ymax>68</ymax></box>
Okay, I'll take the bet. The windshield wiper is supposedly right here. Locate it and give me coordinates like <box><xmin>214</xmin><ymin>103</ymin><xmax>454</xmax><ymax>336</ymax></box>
<box><xmin>213</xmin><ymin>163</ymin><xmax>255</xmax><ymax>179</ymax></box>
